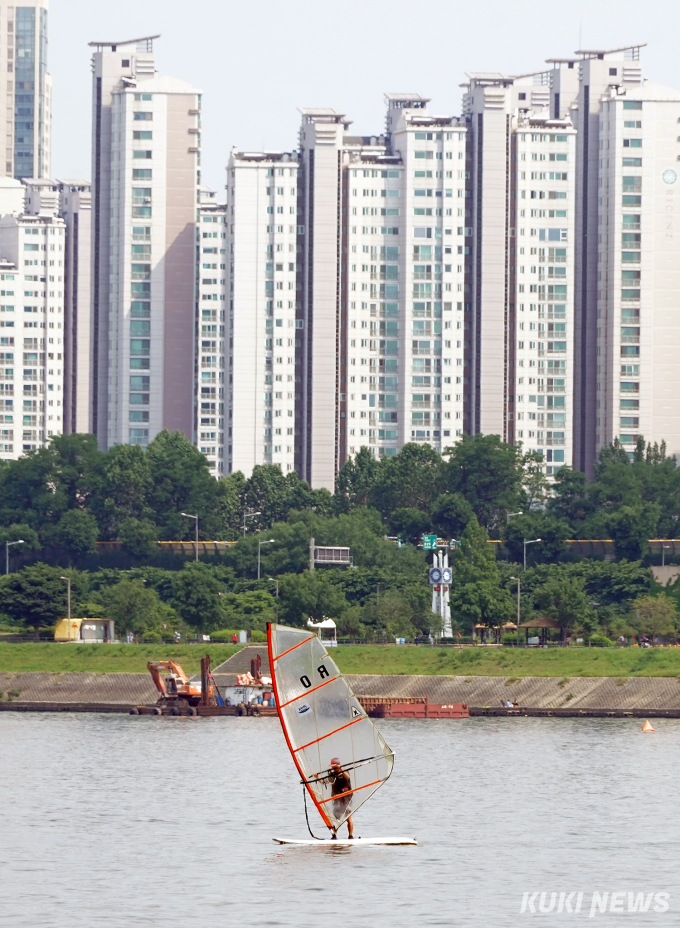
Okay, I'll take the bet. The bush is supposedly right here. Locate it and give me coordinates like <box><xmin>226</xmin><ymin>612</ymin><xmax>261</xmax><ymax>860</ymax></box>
<box><xmin>250</xmin><ymin>629</ymin><xmax>266</xmax><ymax>643</ymax></box>
<box><xmin>211</xmin><ymin>628</ymin><xmax>241</xmax><ymax>643</ymax></box>
<box><xmin>589</xmin><ymin>633</ymin><xmax>614</xmax><ymax>648</ymax></box>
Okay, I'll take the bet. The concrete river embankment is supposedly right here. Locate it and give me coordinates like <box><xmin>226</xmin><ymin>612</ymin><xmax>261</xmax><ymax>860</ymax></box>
<box><xmin>2</xmin><ymin>670</ymin><xmax>680</xmax><ymax>716</ymax></box>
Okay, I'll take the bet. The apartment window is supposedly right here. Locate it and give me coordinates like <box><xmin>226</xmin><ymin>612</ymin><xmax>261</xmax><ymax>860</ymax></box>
<box><xmin>623</xmin><ymin>101</ymin><xmax>643</xmax><ymax>110</ymax></box>
<box><xmin>624</xmin><ymin>120</ymin><xmax>642</xmax><ymax>129</ymax></box>
<box><xmin>623</xmin><ymin>139</ymin><xmax>642</xmax><ymax>148</ymax></box>
<box><xmin>623</xmin><ymin>158</ymin><xmax>642</xmax><ymax>167</ymax></box>
<box><xmin>134</xmin><ymin>93</ymin><xmax>152</xmax><ymax>101</ymax></box>
<box><xmin>130</xmin><ymin>339</ymin><xmax>150</xmax><ymax>355</ymax></box>
<box><xmin>132</xmin><ymin>169</ymin><xmax>152</xmax><ymax>180</ymax></box>
<box><xmin>129</xmin><ymin>410</ymin><xmax>149</xmax><ymax>423</ymax></box>
<box><xmin>133</xmin><ymin>151</ymin><xmax>152</xmax><ymax>159</ymax></box>
<box><xmin>133</xmin><ymin>131</ymin><xmax>152</xmax><ymax>140</ymax></box>
<box><xmin>130</xmin><ymin>320</ymin><xmax>150</xmax><ymax>337</ymax></box>
<box><xmin>133</xmin><ymin>112</ymin><xmax>153</xmax><ymax>121</ymax></box>
<box><xmin>129</xmin><ymin>429</ymin><xmax>149</xmax><ymax>445</ymax></box>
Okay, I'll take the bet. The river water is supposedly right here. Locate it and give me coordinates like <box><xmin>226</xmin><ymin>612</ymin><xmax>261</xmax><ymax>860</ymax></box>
<box><xmin>1</xmin><ymin>713</ymin><xmax>679</xmax><ymax>927</ymax></box>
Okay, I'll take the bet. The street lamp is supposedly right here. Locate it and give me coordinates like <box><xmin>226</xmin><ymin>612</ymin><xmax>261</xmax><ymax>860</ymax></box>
<box><xmin>267</xmin><ymin>576</ymin><xmax>279</xmax><ymax>622</ymax></box>
<box><xmin>60</xmin><ymin>576</ymin><xmax>71</xmax><ymax>620</ymax></box>
<box><xmin>510</xmin><ymin>576</ymin><xmax>521</xmax><ymax>648</ymax></box>
<box><xmin>523</xmin><ymin>537</ymin><xmax>542</xmax><ymax>570</ymax></box>
<box><xmin>5</xmin><ymin>538</ymin><xmax>24</xmax><ymax>574</ymax></box>
<box><xmin>507</xmin><ymin>511</ymin><xmax>523</xmax><ymax>523</ymax></box>
<box><xmin>243</xmin><ymin>511</ymin><xmax>262</xmax><ymax>537</ymax></box>
<box><xmin>258</xmin><ymin>539</ymin><xmax>275</xmax><ymax>580</ymax></box>
<box><xmin>662</xmin><ymin>544</ymin><xmax>671</xmax><ymax>568</ymax></box>
<box><xmin>180</xmin><ymin>512</ymin><xmax>199</xmax><ymax>562</ymax></box>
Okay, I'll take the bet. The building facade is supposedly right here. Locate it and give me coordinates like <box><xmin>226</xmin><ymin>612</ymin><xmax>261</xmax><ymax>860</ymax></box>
<box><xmin>195</xmin><ymin>185</ymin><xmax>226</xmax><ymax>473</ymax></box>
<box><xmin>0</xmin><ymin>0</ymin><xmax>52</xmax><ymax>180</ymax></box>
<box><xmin>89</xmin><ymin>36</ymin><xmax>200</xmax><ymax>449</ymax></box>
<box><xmin>463</xmin><ymin>74</ymin><xmax>576</xmax><ymax>474</ymax></box>
<box><xmin>226</xmin><ymin>149</ymin><xmax>299</xmax><ymax>478</ymax></box>
<box><xmin>58</xmin><ymin>178</ymin><xmax>91</xmax><ymax>435</ymax></box>
<box><xmin>594</xmin><ymin>76</ymin><xmax>680</xmax><ymax>462</ymax></box>
<box><xmin>0</xmin><ymin>203</ymin><xmax>65</xmax><ymax>460</ymax></box>
<box><xmin>225</xmin><ymin>97</ymin><xmax>466</xmax><ymax>489</ymax></box>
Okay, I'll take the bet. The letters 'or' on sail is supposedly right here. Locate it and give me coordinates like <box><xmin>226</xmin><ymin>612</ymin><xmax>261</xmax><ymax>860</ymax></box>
<box><xmin>267</xmin><ymin>623</ymin><xmax>394</xmax><ymax>831</ymax></box>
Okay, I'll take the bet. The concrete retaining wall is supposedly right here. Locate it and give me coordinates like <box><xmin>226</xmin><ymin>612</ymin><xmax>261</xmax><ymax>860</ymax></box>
<box><xmin>2</xmin><ymin>671</ymin><xmax>680</xmax><ymax>710</ymax></box>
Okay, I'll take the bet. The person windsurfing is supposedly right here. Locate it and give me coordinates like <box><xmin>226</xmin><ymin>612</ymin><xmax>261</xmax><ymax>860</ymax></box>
<box><xmin>316</xmin><ymin>757</ymin><xmax>354</xmax><ymax>839</ymax></box>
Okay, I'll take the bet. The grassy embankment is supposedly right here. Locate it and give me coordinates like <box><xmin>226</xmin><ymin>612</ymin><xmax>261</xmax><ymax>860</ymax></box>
<box><xmin>3</xmin><ymin>642</ymin><xmax>680</xmax><ymax>677</ymax></box>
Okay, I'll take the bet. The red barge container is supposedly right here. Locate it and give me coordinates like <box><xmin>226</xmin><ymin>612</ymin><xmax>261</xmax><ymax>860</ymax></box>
<box><xmin>359</xmin><ymin>696</ymin><xmax>469</xmax><ymax>719</ymax></box>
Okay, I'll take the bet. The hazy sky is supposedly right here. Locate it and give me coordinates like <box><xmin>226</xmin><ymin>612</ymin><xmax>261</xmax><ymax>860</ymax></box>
<box><xmin>52</xmin><ymin>0</ymin><xmax>680</xmax><ymax>192</ymax></box>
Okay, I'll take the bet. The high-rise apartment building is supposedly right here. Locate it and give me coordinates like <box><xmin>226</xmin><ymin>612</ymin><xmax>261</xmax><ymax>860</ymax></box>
<box><xmin>57</xmin><ymin>178</ymin><xmax>91</xmax><ymax>435</ymax></box>
<box><xmin>593</xmin><ymin>68</ymin><xmax>680</xmax><ymax>462</ymax></box>
<box><xmin>226</xmin><ymin>149</ymin><xmax>299</xmax><ymax>477</ymax></box>
<box><xmin>546</xmin><ymin>47</ymin><xmax>680</xmax><ymax>470</ymax></box>
<box><xmin>89</xmin><ymin>36</ymin><xmax>200</xmax><ymax>449</ymax></box>
<box><xmin>463</xmin><ymin>74</ymin><xmax>577</xmax><ymax>473</ymax></box>
<box><xmin>0</xmin><ymin>0</ymin><xmax>52</xmax><ymax>180</ymax></box>
<box><xmin>226</xmin><ymin>97</ymin><xmax>466</xmax><ymax>489</ymax></box>
<box><xmin>195</xmin><ymin>185</ymin><xmax>226</xmax><ymax>473</ymax></box>
<box><xmin>0</xmin><ymin>190</ymin><xmax>65</xmax><ymax>460</ymax></box>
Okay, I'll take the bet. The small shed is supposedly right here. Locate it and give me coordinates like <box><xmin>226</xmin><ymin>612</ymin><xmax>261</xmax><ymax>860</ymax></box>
<box><xmin>307</xmin><ymin>617</ymin><xmax>337</xmax><ymax>647</ymax></box>
<box><xmin>54</xmin><ymin>618</ymin><xmax>115</xmax><ymax>643</ymax></box>
<box><xmin>517</xmin><ymin>615</ymin><xmax>562</xmax><ymax>646</ymax></box>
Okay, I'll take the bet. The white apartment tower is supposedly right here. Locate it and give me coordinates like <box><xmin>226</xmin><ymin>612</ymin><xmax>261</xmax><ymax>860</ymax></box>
<box><xmin>548</xmin><ymin>46</ymin><xmax>680</xmax><ymax>470</ymax></box>
<box><xmin>298</xmin><ymin>99</ymin><xmax>466</xmax><ymax>488</ymax></box>
<box><xmin>0</xmin><ymin>191</ymin><xmax>65</xmax><ymax>460</ymax></box>
<box><xmin>226</xmin><ymin>150</ymin><xmax>299</xmax><ymax>478</ymax></box>
<box><xmin>463</xmin><ymin>74</ymin><xmax>576</xmax><ymax>473</ymax></box>
<box><xmin>57</xmin><ymin>178</ymin><xmax>91</xmax><ymax>435</ymax></box>
<box><xmin>90</xmin><ymin>36</ymin><xmax>200</xmax><ymax>449</ymax></box>
<box><xmin>594</xmin><ymin>69</ymin><xmax>680</xmax><ymax>460</ymax></box>
<box><xmin>225</xmin><ymin>97</ymin><xmax>466</xmax><ymax>489</ymax></box>
<box><xmin>195</xmin><ymin>186</ymin><xmax>226</xmax><ymax>473</ymax></box>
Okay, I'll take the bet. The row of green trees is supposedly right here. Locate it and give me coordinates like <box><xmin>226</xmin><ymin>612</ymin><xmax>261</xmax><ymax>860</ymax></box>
<box><xmin>3</xmin><ymin>512</ymin><xmax>677</xmax><ymax>644</ymax></box>
<box><xmin>1</xmin><ymin>429</ymin><xmax>680</xmax><ymax>640</ymax></box>
<box><xmin>0</xmin><ymin>430</ymin><xmax>677</xmax><ymax>564</ymax></box>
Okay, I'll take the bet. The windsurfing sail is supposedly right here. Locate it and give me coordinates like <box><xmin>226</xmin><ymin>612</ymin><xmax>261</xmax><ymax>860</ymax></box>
<box><xmin>267</xmin><ymin>623</ymin><xmax>394</xmax><ymax>832</ymax></box>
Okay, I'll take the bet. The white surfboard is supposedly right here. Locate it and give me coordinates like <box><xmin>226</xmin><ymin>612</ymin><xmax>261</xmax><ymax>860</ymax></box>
<box><xmin>273</xmin><ymin>836</ymin><xmax>417</xmax><ymax>846</ymax></box>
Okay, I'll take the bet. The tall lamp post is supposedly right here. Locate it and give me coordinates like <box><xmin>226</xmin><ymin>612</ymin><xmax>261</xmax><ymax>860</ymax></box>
<box><xmin>243</xmin><ymin>511</ymin><xmax>261</xmax><ymax>537</ymax></box>
<box><xmin>180</xmin><ymin>512</ymin><xmax>199</xmax><ymax>562</ymax></box>
<box><xmin>267</xmin><ymin>576</ymin><xmax>279</xmax><ymax>622</ymax></box>
<box><xmin>60</xmin><ymin>575</ymin><xmax>71</xmax><ymax>620</ymax></box>
<box><xmin>258</xmin><ymin>539</ymin><xmax>275</xmax><ymax>580</ymax></box>
<box><xmin>510</xmin><ymin>576</ymin><xmax>521</xmax><ymax>648</ymax></box>
<box><xmin>523</xmin><ymin>537</ymin><xmax>542</xmax><ymax>570</ymax></box>
<box><xmin>5</xmin><ymin>538</ymin><xmax>24</xmax><ymax>574</ymax></box>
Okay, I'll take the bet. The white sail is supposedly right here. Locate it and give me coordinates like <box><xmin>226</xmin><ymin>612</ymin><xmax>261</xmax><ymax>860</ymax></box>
<box><xmin>267</xmin><ymin>623</ymin><xmax>394</xmax><ymax>832</ymax></box>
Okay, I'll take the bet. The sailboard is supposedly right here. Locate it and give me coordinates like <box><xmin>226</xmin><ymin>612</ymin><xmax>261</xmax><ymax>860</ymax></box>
<box><xmin>267</xmin><ymin>622</ymin><xmax>416</xmax><ymax>845</ymax></box>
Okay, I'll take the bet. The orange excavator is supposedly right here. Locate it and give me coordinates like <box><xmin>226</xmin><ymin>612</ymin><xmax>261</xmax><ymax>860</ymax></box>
<box><xmin>147</xmin><ymin>658</ymin><xmax>224</xmax><ymax>710</ymax></box>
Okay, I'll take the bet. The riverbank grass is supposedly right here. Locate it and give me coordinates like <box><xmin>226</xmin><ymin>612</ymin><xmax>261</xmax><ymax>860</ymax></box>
<box><xmin>2</xmin><ymin>642</ymin><xmax>680</xmax><ymax>677</ymax></box>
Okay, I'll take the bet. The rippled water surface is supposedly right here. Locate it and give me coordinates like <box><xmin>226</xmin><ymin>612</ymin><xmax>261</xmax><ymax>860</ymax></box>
<box><xmin>2</xmin><ymin>713</ymin><xmax>679</xmax><ymax>927</ymax></box>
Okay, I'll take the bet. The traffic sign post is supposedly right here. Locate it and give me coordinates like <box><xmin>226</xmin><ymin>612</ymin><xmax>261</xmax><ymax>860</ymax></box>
<box><xmin>422</xmin><ymin>534</ymin><xmax>438</xmax><ymax>550</ymax></box>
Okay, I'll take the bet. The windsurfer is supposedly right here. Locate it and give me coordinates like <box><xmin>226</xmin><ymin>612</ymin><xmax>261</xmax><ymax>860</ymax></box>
<box><xmin>316</xmin><ymin>757</ymin><xmax>354</xmax><ymax>839</ymax></box>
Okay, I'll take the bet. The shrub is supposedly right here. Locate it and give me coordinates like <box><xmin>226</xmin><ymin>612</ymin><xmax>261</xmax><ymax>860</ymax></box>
<box><xmin>210</xmin><ymin>628</ymin><xmax>241</xmax><ymax>643</ymax></box>
<box><xmin>251</xmin><ymin>629</ymin><xmax>266</xmax><ymax>643</ymax></box>
<box><xmin>589</xmin><ymin>633</ymin><xmax>614</xmax><ymax>648</ymax></box>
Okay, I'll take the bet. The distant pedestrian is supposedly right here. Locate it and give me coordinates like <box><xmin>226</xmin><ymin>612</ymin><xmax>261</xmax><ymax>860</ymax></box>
<box><xmin>232</xmin><ymin>633</ymin><xmax>238</xmax><ymax>644</ymax></box>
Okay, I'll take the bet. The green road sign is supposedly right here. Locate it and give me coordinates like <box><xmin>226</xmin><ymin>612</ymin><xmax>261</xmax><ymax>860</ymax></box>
<box><xmin>422</xmin><ymin>534</ymin><xmax>438</xmax><ymax>550</ymax></box>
